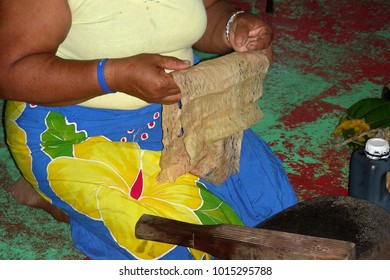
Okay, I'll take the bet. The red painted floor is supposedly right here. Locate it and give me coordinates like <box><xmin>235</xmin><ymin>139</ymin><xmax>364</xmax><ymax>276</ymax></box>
<box><xmin>233</xmin><ymin>0</ymin><xmax>390</xmax><ymax>201</ymax></box>
<box><xmin>0</xmin><ymin>0</ymin><xmax>389</xmax><ymax>259</ymax></box>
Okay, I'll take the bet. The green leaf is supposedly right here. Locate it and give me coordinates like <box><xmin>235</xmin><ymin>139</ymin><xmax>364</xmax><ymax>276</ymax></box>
<box><xmin>370</xmin><ymin>118</ymin><xmax>390</xmax><ymax>129</ymax></box>
<box><xmin>347</xmin><ymin>98</ymin><xmax>390</xmax><ymax>119</ymax></box>
<box><xmin>195</xmin><ymin>181</ymin><xmax>243</xmax><ymax>226</ymax></box>
<box><xmin>41</xmin><ymin>112</ymin><xmax>87</xmax><ymax>159</ymax></box>
<box><xmin>361</xmin><ymin>102</ymin><xmax>390</xmax><ymax>127</ymax></box>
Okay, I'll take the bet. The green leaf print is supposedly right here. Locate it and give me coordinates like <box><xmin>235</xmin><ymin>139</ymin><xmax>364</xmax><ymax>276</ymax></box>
<box><xmin>41</xmin><ymin>112</ymin><xmax>87</xmax><ymax>159</ymax></box>
<box><xmin>195</xmin><ymin>181</ymin><xmax>243</xmax><ymax>226</ymax></box>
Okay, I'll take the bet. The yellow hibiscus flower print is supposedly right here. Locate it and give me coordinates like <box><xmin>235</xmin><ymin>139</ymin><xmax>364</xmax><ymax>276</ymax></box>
<box><xmin>47</xmin><ymin>136</ymin><xmax>211</xmax><ymax>259</ymax></box>
<box><xmin>5</xmin><ymin>101</ymin><xmax>46</xmax><ymax>199</ymax></box>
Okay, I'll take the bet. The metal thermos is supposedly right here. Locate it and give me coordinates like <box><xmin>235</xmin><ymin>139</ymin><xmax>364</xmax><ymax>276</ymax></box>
<box><xmin>348</xmin><ymin>137</ymin><xmax>390</xmax><ymax>212</ymax></box>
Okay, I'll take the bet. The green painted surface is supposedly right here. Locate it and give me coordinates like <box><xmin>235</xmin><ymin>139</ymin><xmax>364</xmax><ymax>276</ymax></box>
<box><xmin>0</xmin><ymin>0</ymin><xmax>388</xmax><ymax>259</ymax></box>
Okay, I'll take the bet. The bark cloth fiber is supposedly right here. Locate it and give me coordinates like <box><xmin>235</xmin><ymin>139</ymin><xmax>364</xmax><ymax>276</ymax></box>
<box><xmin>158</xmin><ymin>51</ymin><xmax>269</xmax><ymax>185</ymax></box>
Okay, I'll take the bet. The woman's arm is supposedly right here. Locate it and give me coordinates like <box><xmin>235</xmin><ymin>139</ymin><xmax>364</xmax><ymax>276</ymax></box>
<box><xmin>194</xmin><ymin>0</ymin><xmax>235</xmax><ymax>54</ymax></box>
<box><xmin>0</xmin><ymin>0</ymin><xmax>189</xmax><ymax>106</ymax></box>
<box><xmin>196</xmin><ymin>0</ymin><xmax>273</xmax><ymax>60</ymax></box>
<box><xmin>0</xmin><ymin>0</ymin><xmax>99</xmax><ymax>105</ymax></box>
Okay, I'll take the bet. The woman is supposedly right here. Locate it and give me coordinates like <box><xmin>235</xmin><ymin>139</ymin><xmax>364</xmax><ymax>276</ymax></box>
<box><xmin>0</xmin><ymin>0</ymin><xmax>296</xmax><ymax>259</ymax></box>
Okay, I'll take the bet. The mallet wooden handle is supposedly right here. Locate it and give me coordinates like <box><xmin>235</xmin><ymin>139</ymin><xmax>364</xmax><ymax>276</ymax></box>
<box><xmin>135</xmin><ymin>214</ymin><xmax>356</xmax><ymax>260</ymax></box>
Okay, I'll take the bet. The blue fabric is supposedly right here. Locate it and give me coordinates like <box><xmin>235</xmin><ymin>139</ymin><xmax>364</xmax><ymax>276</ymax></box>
<box><xmin>204</xmin><ymin>129</ymin><xmax>297</xmax><ymax>226</ymax></box>
<box><xmin>8</xmin><ymin>102</ymin><xmax>297</xmax><ymax>259</ymax></box>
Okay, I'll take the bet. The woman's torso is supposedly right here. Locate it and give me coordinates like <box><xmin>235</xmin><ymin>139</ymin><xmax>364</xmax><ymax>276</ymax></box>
<box><xmin>57</xmin><ymin>0</ymin><xmax>207</xmax><ymax>109</ymax></box>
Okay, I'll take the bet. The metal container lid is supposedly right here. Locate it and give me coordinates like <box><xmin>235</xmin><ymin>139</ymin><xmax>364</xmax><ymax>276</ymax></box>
<box><xmin>365</xmin><ymin>138</ymin><xmax>390</xmax><ymax>160</ymax></box>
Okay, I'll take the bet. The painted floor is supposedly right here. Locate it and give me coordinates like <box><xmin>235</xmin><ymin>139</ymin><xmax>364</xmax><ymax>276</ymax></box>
<box><xmin>0</xmin><ymin>0</ymin><xmax>389</xmax><ymax>259</ymax></box>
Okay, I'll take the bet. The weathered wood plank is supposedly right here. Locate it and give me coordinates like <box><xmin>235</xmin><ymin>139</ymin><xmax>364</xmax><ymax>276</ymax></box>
<box><xmin>135</xmin><ymin>214</ymin><xmax>356</xmax><ymax>260</ymax></box>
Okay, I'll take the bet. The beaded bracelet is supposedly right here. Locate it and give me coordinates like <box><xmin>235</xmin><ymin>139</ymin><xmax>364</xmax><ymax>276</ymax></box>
<box><xmin>97</xmin><ymin>58</ymin><xmax>115</xmax><ymax>93</ymax></box>
<box><xmin>225</xmin><ymin>10</ymin><xmax>245</xmax><ymax>44</ymax></box>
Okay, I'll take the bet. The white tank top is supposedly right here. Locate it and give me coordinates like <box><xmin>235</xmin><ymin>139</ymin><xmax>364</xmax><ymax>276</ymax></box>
<box><xmin>57</xmin><ymin>0</ymin><xmax>207</xmax><ymax>109</ymax></box>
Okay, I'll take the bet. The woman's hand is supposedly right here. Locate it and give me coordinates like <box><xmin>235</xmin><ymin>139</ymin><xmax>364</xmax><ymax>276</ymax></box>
<box><xmin>106</xmin><ymin>54</ymin><xmax>191</xmax><ymax>105</ymax></box>
<box><xmin>197</xmin><ymin>1</ymin><xmax>273</xmax><ymax>61</ymax></box>
<box><xmin>228</xmin><ymin>12</ymin><xmax>273</xmax><ymax>61</ymax></box>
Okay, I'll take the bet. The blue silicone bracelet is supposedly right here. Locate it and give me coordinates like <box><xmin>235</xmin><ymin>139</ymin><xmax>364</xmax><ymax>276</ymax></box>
<box><xmin>97</xmin><ymin>58</ymin><xmax>115</xmax><ymax>93</ymax></box>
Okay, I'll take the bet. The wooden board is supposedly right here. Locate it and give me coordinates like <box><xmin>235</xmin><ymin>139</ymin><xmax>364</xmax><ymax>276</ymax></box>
<box><xmin>135</xmin><ymin>214</ymin><xmax>356</xmax><ymax>260</ymax></box>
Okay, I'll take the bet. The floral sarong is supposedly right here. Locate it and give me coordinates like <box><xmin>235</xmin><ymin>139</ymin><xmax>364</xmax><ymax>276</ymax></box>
<box><xmin>5</xmin><ymin>101</ymin><xmax>297</xmax><ymax>260</ymax></box>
